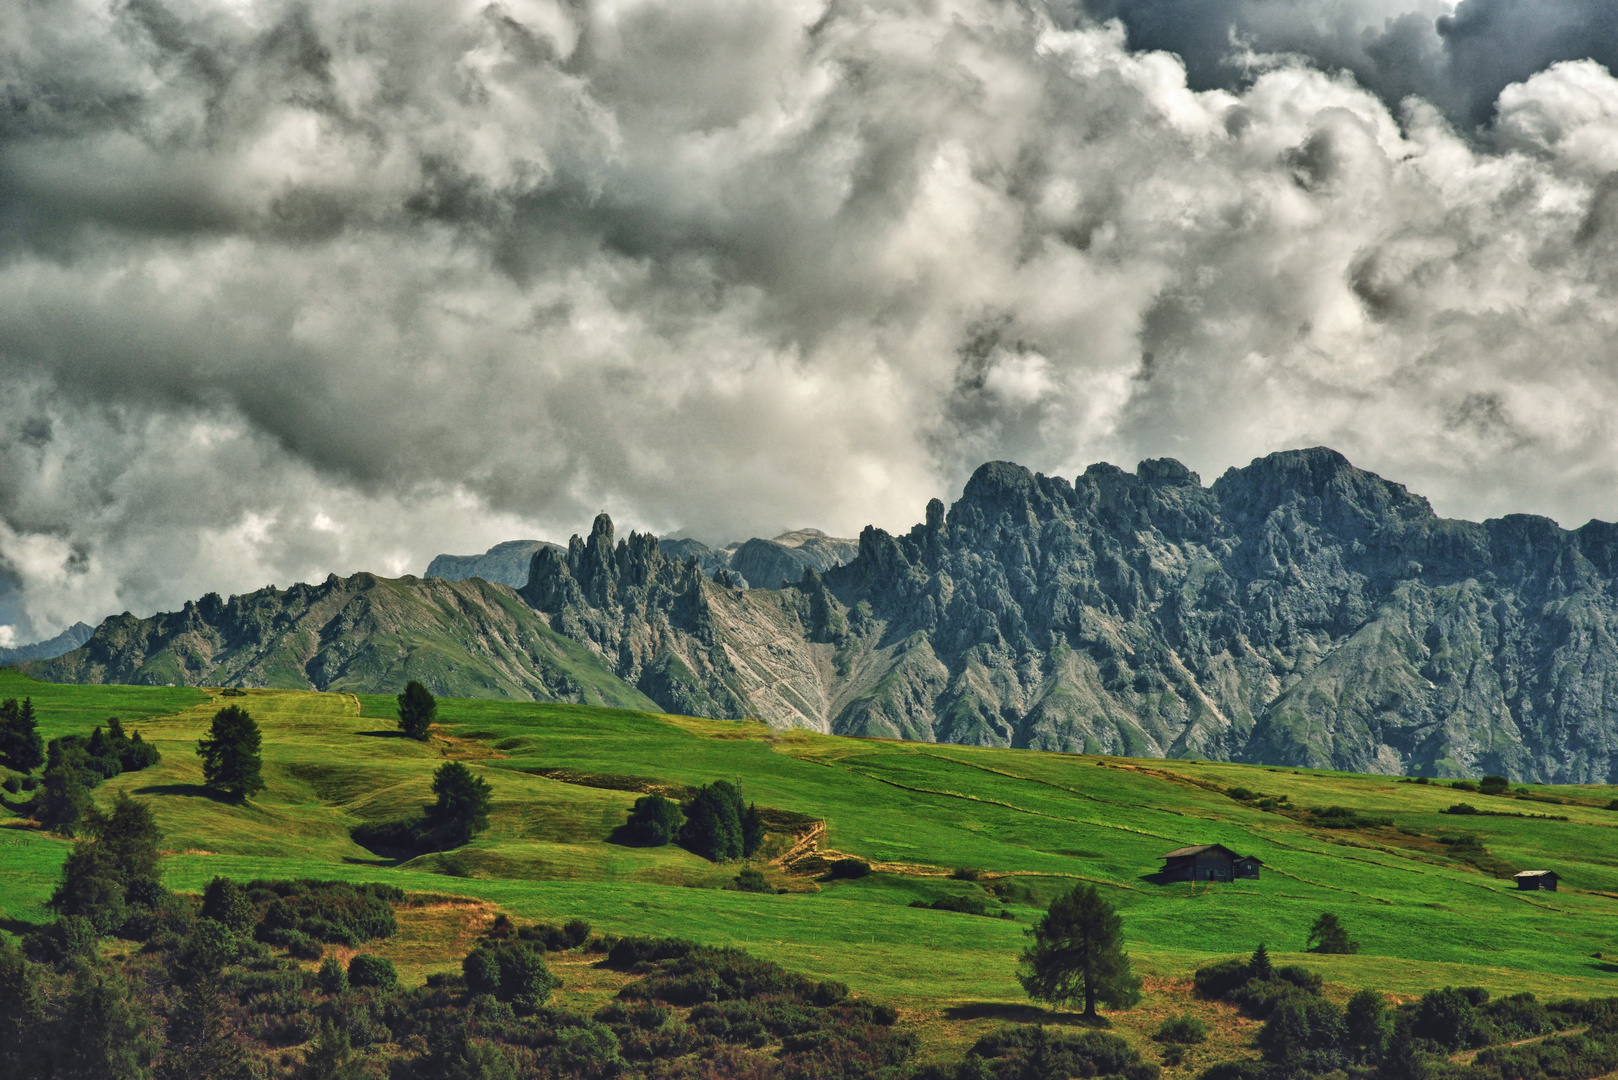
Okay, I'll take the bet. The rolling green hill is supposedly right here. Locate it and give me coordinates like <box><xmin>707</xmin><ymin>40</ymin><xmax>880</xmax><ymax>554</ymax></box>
<box><xmin>5</xmin><ymin>670</ymin><xmax>1618</xmax><ymax>1069</ymax></box>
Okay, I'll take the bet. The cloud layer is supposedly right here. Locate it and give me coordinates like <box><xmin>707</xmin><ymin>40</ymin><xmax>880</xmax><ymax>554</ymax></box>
<box><xmin>3</xmin><ymin>0</ymin><xmax>1618</xmax><ymax>641</ymax></box>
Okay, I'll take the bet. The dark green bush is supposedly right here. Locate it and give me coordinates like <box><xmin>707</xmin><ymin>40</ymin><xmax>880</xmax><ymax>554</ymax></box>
<box><xmin>625</xmin><ymin>794</ymin><xmax>683</xmax><ymax>846</ymax></box>
<box><xmin>1479</xmin><ymin>775</ymin><xmax>1511</xmax><ymax>795</ymax></box>
<box><xmin>1447</xmin><ymin>803</ymin><xmax>1480</xmax><ymax>815</ymax></box>
<box><xmin>826</xmin><ymin>858</ymin><xmax>870</xmax><ymax>879</ymax></box>
<box><xmin>730</xmin><ymin>868</ymin><xmax>775</xmax><ymax>893</ymax></box>
<box><xmin>965</xmin><ymin>1025</ymin><xmax>1158</xmax><ymax>1080</ymax></box>
<box><xmin>347</xmin><ymin>954</ymin><xmax>398</xmax><ymax>991</ymax></box>
<box><xmin>1155</xmin><ymin>1013</ymin><xmax>1209</xmax><ymax>1043</ymax></box>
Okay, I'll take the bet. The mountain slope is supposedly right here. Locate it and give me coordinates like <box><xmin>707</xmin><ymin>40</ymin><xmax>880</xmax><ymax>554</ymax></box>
<box><xmin>0</xmin><ymin>621</ymin><xmax>94</xmax><ymax>665</ymax></box>
<box><xmin>29</xmin><ymin>573</ymin><xmax>656</xmax><ymax>709</ymax></box>
<box><xmin>520</xmin><ymin>448</ymin><xmax>1618</xmax><ymax>782</ymax></box>
<box><xmin>425</xmin><ymin>540</ymin><xmax>562</xmax><ymax>588</ymax></box>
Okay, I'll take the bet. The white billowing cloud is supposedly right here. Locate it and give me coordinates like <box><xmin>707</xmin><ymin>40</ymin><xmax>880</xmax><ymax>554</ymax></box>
<box><xmin>3</xmin><ymin>0</ymin><xmax>1618</xmax><ymax>640</ymax></box>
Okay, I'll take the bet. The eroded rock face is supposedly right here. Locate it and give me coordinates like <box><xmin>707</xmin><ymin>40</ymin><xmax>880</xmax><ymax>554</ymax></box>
<box><xmin>521</xmin><ymin>448</ymin><xmax>1618</xmax><ymax>782</ymax></box>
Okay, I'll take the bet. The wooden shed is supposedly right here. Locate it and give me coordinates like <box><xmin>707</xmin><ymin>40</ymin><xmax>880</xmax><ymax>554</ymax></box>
<box><xmin>1514</xmin><ymin>870</ymin><xmax>1560</xmax><ymax>891</ymax></box>
<box><xmin>1160</xmin><ymin>844</ymin><xmax>1262</xmax><ymax>883</ymax></box>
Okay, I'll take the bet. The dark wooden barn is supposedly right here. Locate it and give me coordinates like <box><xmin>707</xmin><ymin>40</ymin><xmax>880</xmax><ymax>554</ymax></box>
<box><xmin>1514</xmin><ymin>870</ymin><xmax>1560</xmax><ymax>891</ymax></box>
<box><xmin>1159</xmin><ymin>844</ymin><xmax>1262</xmax><ymax>883</ymax></box>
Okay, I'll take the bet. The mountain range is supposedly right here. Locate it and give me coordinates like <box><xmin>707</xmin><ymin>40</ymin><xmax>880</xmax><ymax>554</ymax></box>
<box><xmin>427</xmin><ymin>530</ymin><xmax>858</xmax><ymax>591</ymax></box>
<box><xmin>26</xmin><ymin>447</ymin><xmax>1618</xmax><ymax>782</ymax></box>
<box><xmin>0</xmin><ymin>622</ymin><xmax>95</xmax><ymax>666</ymax></box>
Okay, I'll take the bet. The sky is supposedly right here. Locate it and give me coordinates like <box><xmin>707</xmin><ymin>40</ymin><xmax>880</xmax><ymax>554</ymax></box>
<box><xmin>4</xmin><ymin>0</ymin><xmax>1618</xmax><ymax>643</ymax></box>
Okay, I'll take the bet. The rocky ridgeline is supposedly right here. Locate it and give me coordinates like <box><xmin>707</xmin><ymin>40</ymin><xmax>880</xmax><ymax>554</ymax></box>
<box><xmin>521</xmin><ymin>448</ymin><xmax>1618</xmax><ymax>782</ymax></box>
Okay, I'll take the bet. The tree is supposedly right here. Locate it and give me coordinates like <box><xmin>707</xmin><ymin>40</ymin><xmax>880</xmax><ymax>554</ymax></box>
<box><xmin>1017</xmin><ymin>883</ymin><xmax>1141</xmax><ymax>1018</ymax></box>
<box><xmin>625</xmin><ymin>794</ymin><xmax>683</xmax><ymax>845</ymax></box>
<box><xmin>196</xmin><ymin>706</ymin><xmax>264</xmax><ymax>801</ymax></box>
<box><xmin>742</xmin><ymin>802</ymin><xmax>766</xmax><ymax>857</ymax></box>
<box><xmin>429</xmin><ymin>762</ymin><xmax>493</xmax><ymax>847</ymax></box>
<box><xmin>0</xmin><ymin>697</ymin><xmax>45</xmax><ymax>773</ymax></box>
<box><xmin>90</xmin><ymin>791</ymin><xmax>163</xmax><ymax>886</ymax></box>
<box><xmin>680</xmin><ymin>781</ymin><xmax>746</xmax><ymax>861</ymax></box>
<box><xmin>154</xmin><ymin>980</ymin><xmax>250</xmax><ymax>1080</ymax></box>
<box><xmin>1344</xmin><ymin>989</ymin><xmax>1391</xmax><ymax>1064</ymax></box>
<box><xmin>199</xmin><ymin>877</ymin><xmax>255</xmax><ymax>934</ymax></box>
<box><xmin>54</xmin><ymin>963</ymin><xmax>155</xmax><ymax>1080</ymax></box>
<box><xmin>397</xmin><ymin>681</ymin><xmax>437</xmax><ymax>741</ymax></box>
<box><xmin>299</xmin><ymin>1017</ymin><xmax>366</xmax><ymax>1080</ymax></box>
<box><xmin>36</xmin><ymin>744</ymin><xmax>95</xmax><ymax>833</ymax></box>
<box><xmin>1307</xmin><ymin>912</ymin><xmax>1360</xmax><ymax>954</ymax></box>
<box><xmin>0</xmin><ymin>936</ymin><xmax>48</xmax><ymax>1080</ymax></box>
<box><xmin>1248</xmin><ymin>942</ymin><xmax>1274</xmax><ymax>981</ymax></box>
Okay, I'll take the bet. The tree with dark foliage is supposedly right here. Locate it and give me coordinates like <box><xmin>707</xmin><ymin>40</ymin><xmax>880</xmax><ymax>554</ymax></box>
<box><xmin>429</xmin><ymin>762</ymin><xmax>493</xmax><ymax>847</ymax></box>
<box><xmin>1307</xmin><ymin>912</ymin><xmax>1360</xmax><ymax>954</ymax></box>
<box><xmin>0</xmin><ymin>937</ymin><xmax>47</xmax><ymax>1080</ymax></box>
<box><xmin>196</xmin><ymin>706</ymin><xmax>264</xmax><ymax>801</ymax></box>
<box><xmin>680</xmin><ymin>781</ymin><xmax>748</xmax><ymax>861</ymax></box>
<box><xmin>1017</xmin><ymin>883</ymin><xmax>1141</xmax><ymax>1018</ymax></box>
<box><xmin>625</xmin><ymin>793</ymin><xmax>682</xmax><ymax>845</ymax></box>
<box><xmin>199</xmin><ymin>877</ymin><xmax>255</xmax><ymax>934</ymax></box>
<box><xmin>55</xmin><ymin>963</ymin><xmax>155</xmax><ymax>1080</ymax></box>
<box><xmin>155</xmin><ymin>979</ymin><xmax>250</xmax><ymax>1080</ymax></box>
<box><xmin>48</xmin><ymin>792</ymin><xmax>164</xmax><ymax>933</ymax></box>
<box><xmin>397</xmin><ymin>680</ymin><xmax>437</xmax><ymax>741</ymax></box>
<box><xmin>0</xmin><ymin>697</ymin><xmax>45</xmax><ymax>773</ymax></box>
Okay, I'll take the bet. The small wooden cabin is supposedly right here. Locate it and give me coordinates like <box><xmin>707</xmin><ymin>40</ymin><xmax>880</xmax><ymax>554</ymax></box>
<box><xmin>1514</xmin><ymin>870</ymin><xmax>1560</xmax><ymax>891</ymax></box>
<box><xmin>1160</xmin><ymin>844</ymin><xmax>1262</xmax><ymax>883</ymax></box>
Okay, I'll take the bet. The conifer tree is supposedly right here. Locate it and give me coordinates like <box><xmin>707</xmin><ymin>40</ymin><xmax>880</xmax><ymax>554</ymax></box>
<box><xmin>397</xmin><ymin>681</ymin><xmax>437</xmax><ymax>741</ymax></box>
<box><xmin>0</xmin><ymin>936</ymin><xmax>48</xmax><ymax>1080</ymax></box>
<box><xmin>196</xmin><ymin>706</ymin><xmax>264</xmax><ymax>801</ymax></box>
<box><xmin>155</xmin><ymin>980</ymin><xmax>250</xmax><ymax>1080</ymax></box>
<box><xmin>299</xmin><ymin>1017</ymin><xmax>366</xmax><ymax>1080</ymax></box>
<box><xmin>0</xmin><ymin>697</ymin><xmax>45</xmax><ymax>773</ymax></box>
<box><xmin>1018</xmin><ymin>883</ymin><xmax>1141</xmax><ymax>1018</ymax></box>
<box><xmin>54</xmin><ymin>963</ymin><xmax>155</xmax><ymax>1080</ymax></box>
<box><xmin>429</xmin><ymin>762</ymin><xmax>493</xmax><ymax>847</ymax></box>
<box><xmin>199</xmin><ymin>877</ymin><xmax>255</xmax><ymax>934</ymax></box>
<box><xmin>1306</xmin><ymin>912</ymin><xmax>1360</xmax><ymax>954</ymax></box>
<box><xmin>1249</xmin><ymin>942</ymin><xmax>1274</xmax><ymax>980</ymax></box>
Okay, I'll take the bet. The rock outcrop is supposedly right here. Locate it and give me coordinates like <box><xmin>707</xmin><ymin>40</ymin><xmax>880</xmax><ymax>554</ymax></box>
<box><xmin>426</xmin><ymin>540</ymin><xmax>562</xmax><ymax>589</ymax></box>
<box><xmin>521</xmin><ymin>448</ymin><xmax>1618</xmax><ymax>782</ymax></box>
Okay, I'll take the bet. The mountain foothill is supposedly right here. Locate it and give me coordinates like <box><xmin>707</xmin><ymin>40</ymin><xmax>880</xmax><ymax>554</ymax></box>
<box><xmin>26</xmin><ymin>447</ymin><xmax>1618</xmax><ymax>783</ymax></box>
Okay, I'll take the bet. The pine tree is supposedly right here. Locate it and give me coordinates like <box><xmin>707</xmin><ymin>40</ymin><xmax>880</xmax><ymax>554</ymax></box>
<box><xmin>1017</xmin><ymin>883</ymin><xmax>1142</xmax><ymax>1018</ymax></box>
<box><xmin>742</xmin><ymin>802</ymin><xmax>766</xmax><ymax>857</ymax></box>
<box><xmin>196</xmin><ymin>706</ymin><xmax>264</xmax><ymax>801</ymax></box>
<box><xmin>1249</xmin><ymin>942</ymin><xmax>1274</xmax><ymax>981</ymax></box>
<box><xmin>199</xmin><ymin>877</ymin><xmax>255</xmax><ymax>934</ymax></box>
<box><xmin>36</xmin><ymin>754</ymin><xmax>93</xmax><ymax>833</ymax></box>
<box><xmin>1306</xmin><ymin>912</ymin><xmax>1360</xmax><ymax>954</ymax></box>
<box><xmin>397</xmin><ymin>681</ymin><xmax>438</xmax><ymax>741</ymax></box>
<box><xmin>0</xmin><ymin>697</ymin><xmax>45</xmax><ymax>773</ymax></box>
<box><xmin>299</xmin><ymin>1017</ymin><xmax>366</xmax><ymax>1080</ymax></box>
<box><xmin>680</xmin><ymin>781</ymin><xmax>746</xmax><ymax>861</ymax></box>
<box><xmin>0</xmin><ymin>937</ymin><xmax>48</xmax><ymax>1080</ymax></box>
<box><xmin>54</xmin><ymin>963</ymin><xmax>155</xmax><ymax>1080</ymax></box>
<box><xmin>429</xmin><ymin>762</ymin><xmax>493</xmax><ymax>847</ymax></box>
<box><xmin>155</xmin><ymin>979</ymin><xmax>250</xmax><ymax>1080</ymax></box>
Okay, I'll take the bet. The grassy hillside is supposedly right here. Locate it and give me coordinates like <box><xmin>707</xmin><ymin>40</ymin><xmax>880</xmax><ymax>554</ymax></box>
<box><xmin>5</xmin><ymin>672</ymin><xmax>1618</xmax><ymax>1068</ymax></box>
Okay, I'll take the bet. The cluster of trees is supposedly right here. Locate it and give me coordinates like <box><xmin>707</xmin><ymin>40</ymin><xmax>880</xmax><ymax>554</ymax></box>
<box><xmin>350</xmin><ymin>760</ymin><xmax>495</xmax><ymax>854</ymax></box>
<box><xmin>624</xmin><ymin>780</ymin><xmax>765</xmax><ymax>861</ymax></box>
<box><xmin>22</xmin><ymin>718</ymin><xmax>163</xmax><ymax>832</ymax></box>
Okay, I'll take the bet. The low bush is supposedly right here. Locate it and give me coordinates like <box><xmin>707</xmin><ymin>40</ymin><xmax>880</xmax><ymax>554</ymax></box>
<box><xmin>825</xmin><ymin>858</ymin><xmax>870</xmax><ymax>879</ymax></box>
<box><xmin>516</xmin><ymin>919</ymin><xmax>592</xmax><ymax>951</ymax></box>
<box><xmin>1155</xmin><ymin>1013</ymin><xmax>1209</xmax><ymax>1044</ymax></box>
<box><xmin>964</xmin><ymin>1026</ymin><xmax>1159</xmax><ymax>1080</ymax></box>
<box><xmin>347</xmin><ymin>954</ymin><xmax>398</xmax><ymax>991</ymax></box>
<box><xmin>1447</xmin><ymin>803</ymin><xmax>1480</xmax><ymax>815</ymax></box>
<box><xmin>729</xmin><ymin>868</ymin><xmax>775</xmax><ymax>893</ymax></box>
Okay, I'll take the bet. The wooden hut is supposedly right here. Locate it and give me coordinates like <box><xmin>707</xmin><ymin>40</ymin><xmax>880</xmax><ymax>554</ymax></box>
<box><xmin>1513</xmin><ymin>870</ymin><xmax>1559</xmax><ymax>891</ymax></box>
<box><xmin>1159</xmin><ymin>844</ymin><xmax>1262</xmax><ymax>883</ymax></box>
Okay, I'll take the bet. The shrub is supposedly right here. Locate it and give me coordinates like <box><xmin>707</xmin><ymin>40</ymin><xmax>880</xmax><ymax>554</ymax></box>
<box><xmin>1446</xmin><ymin>803</ymin><xmax>1480</xmax><ymax>815</ymax></box>
<box><xmin>1155</xmin><ymin>1013</ymin><xmax>1209</xmax><ymax>1044</ymax></box>
<box><xmin>318</xmin><ymin>955</ymin><xmax>349</xmax><ymax>995</ymax></box>
<box><xmin>730</xmin><ymin>868</ymin><xmax>774</xmax><ymax>893</ymax></box>
<box><xmin>250</xmin><ymin>879</ymin><xmax>399</xmax><ymax>943</ymax></box>
<box><xmin>951</xmin><ymin>867</ymin><xmax>980</xmax><ymax>881</ymax></box>
<box><xmin>965</xmin><ymin>1026</ymin><xmax>1158</xmax><ymax>1080</ymax></box>
<box><xmin>1412</xmin><ymin>986</ymin><xmax>1498</xmax><ymax>1049</ymax></box>
<box><xmin>460</xmin><ymin>942</ymin><xmax>557</xmax><ymax>1012</ymax></box>
<box><xmin>1479</xmin><ymin>775</ymin><xmax>1510</xmax><ymax>796</ymax></box>
<box><xmin>516</xmin><ymin>919</ymin><xmax>592</xmax><ymax>951</ymax></box>
<box><xmin>825</xmin><ymin>859</ymin><xmax>870</xmax><ymax>880</ymax></box>
<box><xmin>1452</xmin><ymin>780</ymin><xmax>1479</xmax><ymax>792</ymax></box>
<box><xmin>1227</xmin><ymin>787</ymin><xmax>1256</xmax><ymax>801</ymax></box>
<box><xmin>347</xmin><ymin>954</ymin><xmax>398</xmax><ymax>991</ymax></box>
<box><xmin>201</xmin><ymin>877</ymin><xmax>256</xmax><ymax>934</ymax></box>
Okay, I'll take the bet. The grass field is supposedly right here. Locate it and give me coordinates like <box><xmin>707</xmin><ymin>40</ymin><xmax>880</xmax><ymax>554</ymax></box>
<box><xmin>6</xmin><ymin>671</ymin><xmax>1618</xmax><ymax>1068</ymax></box>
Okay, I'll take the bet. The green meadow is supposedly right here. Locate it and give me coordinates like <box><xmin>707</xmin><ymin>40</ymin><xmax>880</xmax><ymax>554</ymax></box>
<box><xmin>5</xmin><ymin>667</ymin><xmax>1618</xmax><ymax>1055</ymax></box>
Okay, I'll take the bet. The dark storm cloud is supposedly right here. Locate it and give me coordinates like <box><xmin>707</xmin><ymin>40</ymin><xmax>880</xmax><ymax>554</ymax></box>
<box><xmin>1078</xmin><ymin>0</ymin><xmax>1618</xmax><ymax>128</ymax></box>
<box><xmin>3</xmin><ymin>0</ymin><xmax>1618</xmax><ymax>643</ymax></box>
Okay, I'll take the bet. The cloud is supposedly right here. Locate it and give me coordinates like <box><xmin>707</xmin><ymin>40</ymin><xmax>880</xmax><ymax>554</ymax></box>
<box><xmin>1077</xmin><ymin>0</ymin><xmax>1618</xmax><ymax>129</ymax></box>
<box><xmin>2</xmin><ymin>0</ymin><xmax>1618</xmax><ymax>641</ymax></box>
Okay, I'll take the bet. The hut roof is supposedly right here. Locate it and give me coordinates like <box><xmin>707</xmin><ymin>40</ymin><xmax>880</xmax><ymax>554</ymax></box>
<box><xmin>1514</xmin><ymin>870</ymin><xmax>1559</xmax><ymax>879</ymax></box>
<box><xmin>1162</xmin><ymin>844</ymin><xmax>1243</xmax><ymax>860</ymax></box>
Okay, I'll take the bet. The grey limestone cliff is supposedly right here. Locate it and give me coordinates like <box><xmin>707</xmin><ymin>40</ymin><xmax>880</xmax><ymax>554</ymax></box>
<box><xmin>520</xmin><ymin>448</ymin><xmax>1618</xmax><ymax>782</ymax></box>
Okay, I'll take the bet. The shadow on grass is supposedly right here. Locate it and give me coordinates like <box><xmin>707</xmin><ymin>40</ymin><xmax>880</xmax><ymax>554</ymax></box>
<box><xmin>355</xmin><ymin>730</ymin><xmax>411</xmax><ymax>739</ymax></box>
<box><xmin>132</xmin><ymin>783</ymin><xmax>235</xmax><ymax>803</ymax></box>
<box><xmin>0</xmin><ymin>916</ymin><xmax>50</xmax><ymax>936</ymax></box>
<box><xmin>1137</xmin><ymin>872</ymin><xmax>1177</xmax><ymax>887</ymax></box>
<box><xmin>1586</xmin><ymin>961</ymin><xmax>1618</xmax><ymax>975</ymax></box>
<box><xmin>341</xmin><ymin>854</ymin><xmax>409</xmax><ymax>868</ymax></box>
<box><xmin>942</xmin><ymin>1002</ymin><xmax>1111</xmax><ymax>1028</ymax></box>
